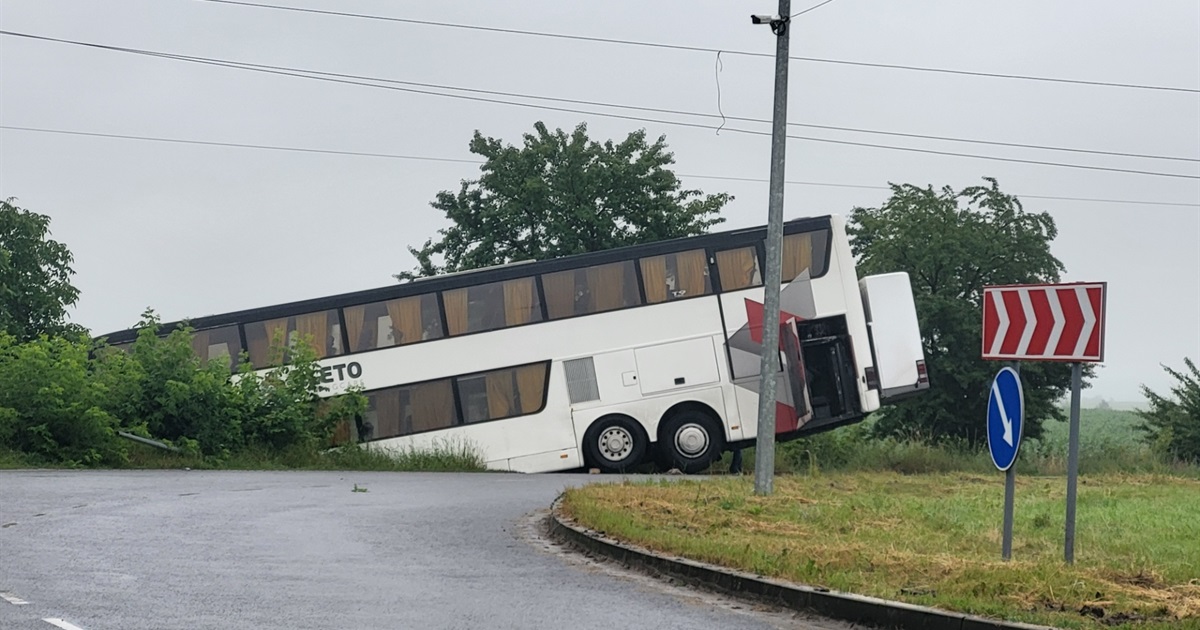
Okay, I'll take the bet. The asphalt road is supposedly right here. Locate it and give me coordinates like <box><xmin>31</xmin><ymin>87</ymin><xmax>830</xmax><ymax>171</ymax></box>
<box><xmin>0</xmin><ymin>470</ymin><xmax>849</xmax><ymax>630</ymax></box>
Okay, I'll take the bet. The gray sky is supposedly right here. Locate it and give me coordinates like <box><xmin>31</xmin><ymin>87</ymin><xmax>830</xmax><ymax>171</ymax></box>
<box><xmin>1</xmin><ymin>0</ymin><xmax>1197</xmax><ymax>404</ymax></box>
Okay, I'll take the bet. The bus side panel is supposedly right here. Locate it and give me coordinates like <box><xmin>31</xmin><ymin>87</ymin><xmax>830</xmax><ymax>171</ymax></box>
<box><xmin>828</xmin><ymin>216</ymin><xmax>880</xmax><ymax>414</ymax></box>
<box><xmin>367</xmin><ymin>367</ymin><xmax>579</xmax><ymax>472</ymax></box>
<box><xmin>309</xmin><ymin>295</ymin><xmax>729</xmax><ymax>398</ymax></box>
<box><xmin>506</xmin><ymin>447</ymin><xmax>584</xmax><ymax>473</ymax></box>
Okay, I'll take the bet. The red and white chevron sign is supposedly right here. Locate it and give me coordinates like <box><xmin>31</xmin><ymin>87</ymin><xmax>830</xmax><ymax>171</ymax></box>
<box><xmin>982</xmin><ymin>282</ymin><xmax>1107</xmax><ymax>362</ymax></box>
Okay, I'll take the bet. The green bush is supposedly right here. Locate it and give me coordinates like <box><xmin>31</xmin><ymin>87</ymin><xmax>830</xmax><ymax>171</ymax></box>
<box><xmin>228</xmin><ymin>332</ymin><xmax>366</xmax><ymax>453</ymax></box>
<box><xmin>0</xmin><ymin>310</ymin><xmax>366</xmax><ymax>467</ymax></box>
<box><xmin>105</xmin><ymin>312</ymin><xmax>366</xmax><ymax>458</ymax></box>
<box><xmin>101</xmin><ymin>319</ymin><xmax>245</xmax><ymax>457</ymax></box>
<box><xmin>0</xmin><ymin>333</ymin><xmax>128</xmax><ymax>466</ymax></box>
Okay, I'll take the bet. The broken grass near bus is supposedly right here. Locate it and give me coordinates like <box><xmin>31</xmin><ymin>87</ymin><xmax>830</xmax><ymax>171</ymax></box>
<box><xmin>561</xmin><ymin>473</ymin><xmax>1200</xmax><ymax>630</ymax></box>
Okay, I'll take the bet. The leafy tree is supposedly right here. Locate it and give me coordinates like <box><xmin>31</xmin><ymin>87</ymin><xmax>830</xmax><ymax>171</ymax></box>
<box><xmin>396</xmin><ymin>122</ymin><xmax>731</xmax><ymax>279</ymax></box>
<box><xmin>848</xmin><ymin>178</ymin><xmax>1086</xmax><ymax>445</ymax></box>
<box><xmin>1137</xmin><ymin>358</ymin><xmax>1200</xmax><ymax>463</ymax></box>
<box><xmin>0</xmin><ymin>198</ymin><xmax>81</xmax><ymax>341</ymax></box>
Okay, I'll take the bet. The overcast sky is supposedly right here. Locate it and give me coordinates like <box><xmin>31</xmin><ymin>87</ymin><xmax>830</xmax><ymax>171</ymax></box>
<box><xmin>2</xmin><ymin>0</ymin><xmax>1197</xmax><ymax>403</ymax></box>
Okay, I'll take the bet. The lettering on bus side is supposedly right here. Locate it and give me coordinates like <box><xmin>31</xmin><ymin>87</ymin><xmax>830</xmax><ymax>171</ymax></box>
<box><xmin>321</xmin><ymin>362</ymin><xmax>364</xmax><ymax>384</ymax></box>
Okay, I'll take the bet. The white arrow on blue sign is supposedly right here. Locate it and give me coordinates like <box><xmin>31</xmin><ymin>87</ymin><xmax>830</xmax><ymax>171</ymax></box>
<box><xmin>987</xmin><ymin>367</ymin><xmax>1024</xmax><ymax>471</ymax></box>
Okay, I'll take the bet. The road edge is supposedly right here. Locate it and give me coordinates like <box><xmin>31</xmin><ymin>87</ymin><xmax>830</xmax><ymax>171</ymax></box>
<box><xmin>546</xmin><ymin>495</ymin><xmax>1059</xmax><ymax>630</ymax></box>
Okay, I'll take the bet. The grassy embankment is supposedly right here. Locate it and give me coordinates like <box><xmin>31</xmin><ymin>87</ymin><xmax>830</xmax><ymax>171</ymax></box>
<box><xmin>563</xmin><ymin>409</ymin><xmax>1200</xmax><ymax>630</ymax></box>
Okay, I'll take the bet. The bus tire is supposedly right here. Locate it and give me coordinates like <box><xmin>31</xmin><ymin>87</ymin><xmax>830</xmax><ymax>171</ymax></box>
<box><xmin>583</xmin><ymin>415</ymin><xmax>648</xmax><ymax>474</ymax></box>
<box><xmin>657</xmin><ymin>408</ymin><xmax>725</xmax><ymax>474</ymax></box>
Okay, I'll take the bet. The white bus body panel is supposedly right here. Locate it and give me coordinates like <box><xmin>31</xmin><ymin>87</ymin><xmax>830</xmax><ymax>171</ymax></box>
<box><xmin>859</xmin><ymin>272</ymin><xmax>927</xmax><ymax>400</ymax></box>
<box><xmin>323</xmin><ymin>297</ymin><xmax>733</xmax><ymax>471</ymax></box>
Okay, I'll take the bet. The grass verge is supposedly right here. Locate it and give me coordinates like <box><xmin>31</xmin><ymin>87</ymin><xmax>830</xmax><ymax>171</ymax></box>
<box><xmin>1</xmin><ymin>437</ymin><xmax>489</xmax><ymax>472</ymax></box>
<box><xmin>714</xmin><ymin>409</ymin><xmax>1197</xmax><ymax>478</ymax></box>
<box><xmin>561</xmin><ymin>473</ymin><xmax>1200</xmax><ymax>630</ymax></box>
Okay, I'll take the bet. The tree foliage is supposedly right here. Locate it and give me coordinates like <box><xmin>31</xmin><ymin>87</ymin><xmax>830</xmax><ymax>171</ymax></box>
<box><xmin>0</xmin><ymin>198</ymin><xmax>81</xmax><ymax>341</ymax></box>
<box><xmin>848</xmin><ymin>178</ymin><xmax>1085</xmax><ymax>444</ymax></box>
<box><xmin>1137</xmin><ymin>358</ymin><xmax>1200</xmax><ymax>463</ymax></box>
<box><xmin>396</xmin><ymin>122</ymin><xmax>731</xmax><ymax>279</ymax></box>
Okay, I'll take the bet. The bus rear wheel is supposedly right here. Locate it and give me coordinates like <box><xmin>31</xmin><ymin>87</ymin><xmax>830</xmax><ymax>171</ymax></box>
<box><xmin>657</xmin><ymin>409</ymin><xmax>725</xmax><ymax>474</ymax></box>
<box><xmin>583</xmin><ymin>415</ymin><xmax>647</xmax><ymax>474</ymax></box>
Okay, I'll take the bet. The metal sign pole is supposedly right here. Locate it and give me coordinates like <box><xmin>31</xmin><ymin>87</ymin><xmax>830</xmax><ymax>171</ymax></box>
<box><xmin>752</xmin><ymin>0</ymin><xmax>791</xmax><ymax>497</ymax></box>
<box><xmin>1001</xmin><ymin>362</ymin><xmax>1019</xmax><ymax>561</ymax></box>
<box><xmin>1064</xmin><ymin>362</ymin><xmax>1082</xmax><ymax>564</ymax></box>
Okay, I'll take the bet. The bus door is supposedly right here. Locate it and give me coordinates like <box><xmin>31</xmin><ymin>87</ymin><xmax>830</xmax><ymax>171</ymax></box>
<box><xmin>780</xmin><ymin>319</ymin><xmax>814</xmax><ymax>431</ymax></box>
<box><xmin>795</xmin><ymin>317</ymin><xmax>862</xmax><ymax>428</ymax></box>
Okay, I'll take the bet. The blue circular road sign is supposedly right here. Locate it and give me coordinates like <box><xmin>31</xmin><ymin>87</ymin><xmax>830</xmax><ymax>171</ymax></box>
<box><xmin>987</xmin><ymin>367</ymin><xmax>1024</xmax><ymax>471</ymax></box>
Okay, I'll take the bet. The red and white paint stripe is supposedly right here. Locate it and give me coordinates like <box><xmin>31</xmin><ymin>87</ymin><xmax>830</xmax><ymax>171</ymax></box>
<box><xmin>982</xmin><ymin>283</ymin><xmax>1105</xmax><ymax>362</ymax></box>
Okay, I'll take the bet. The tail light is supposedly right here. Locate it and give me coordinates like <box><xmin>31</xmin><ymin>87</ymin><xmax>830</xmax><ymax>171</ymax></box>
<box><xmin>864</xmin><ymin>366</ymin><xmax>880</xmax><ymax>390</ymax></box>
<box><xmin>916</xmin><ymin>360</ymin><xmax>929</xmax><ymax>385</ymax></box>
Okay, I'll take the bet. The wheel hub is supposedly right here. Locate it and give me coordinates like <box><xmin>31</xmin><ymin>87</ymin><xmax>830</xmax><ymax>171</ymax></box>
<box><xmin>598</xmin><ymin>427</ymin><xmax>634</xmax><ymax>461</ymax></box>
<box><xmin>674</xmin><ymin>423</ymin><xmax>709</xmax><ymax>457</ymax></box>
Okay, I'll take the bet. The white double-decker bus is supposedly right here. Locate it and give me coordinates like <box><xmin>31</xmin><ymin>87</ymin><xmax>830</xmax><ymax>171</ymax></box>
<box><xmin>101</xmin><ymin>214</ymin><xmax>928</xmax><ymax>473</ymax></box>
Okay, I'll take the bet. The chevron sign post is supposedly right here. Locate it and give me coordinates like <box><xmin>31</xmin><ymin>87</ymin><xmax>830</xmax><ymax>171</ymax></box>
<box><xmin>981</xmin><ymin>281</ymin><xmax>1107</xmax><ymax>565</ymax></box>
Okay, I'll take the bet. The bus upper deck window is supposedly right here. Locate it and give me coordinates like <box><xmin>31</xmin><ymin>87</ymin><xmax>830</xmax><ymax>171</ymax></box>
<box><xmin>716</xmin><ymin>247</ymin><xmax>761</xmax><ymax>291</ymax></box>
<box><xmin>640</xmin><ymin>249</ymin><xmax>711</xmax><ymax>303</ymax></box>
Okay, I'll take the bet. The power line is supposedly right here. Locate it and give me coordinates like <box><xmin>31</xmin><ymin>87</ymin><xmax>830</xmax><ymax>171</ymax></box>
<box><xmin>670</xmin><ymin>172</ymin><xmax>1200</xmax><ymax>207</ymax></box>
<box><xmin>792</xmin><ymin>0</ymin><xmax>840</xmax><ymax>18</ymax></box>
<box><xmin>5</xmin><ymin>31</ymin><xmax>1198</xmax><ymax>181</ymax></box>
<box><xmin>192</xmin><ymin>0</ymin><xmax>1200</xmax><ymax>94</ymax></box>
<box><xmin>50</xmin><ymin>34</ymin><xmax>1190</xmax><ymax>163</ymax></box>
<box><xmin>9</xmin><ymin>31</ymin><xmax>1188</xmax><ymax>163</ymax></box>
<box><xmin>4</xmin><ymin>124</ymin><xmax>1197</xmax><ymax>209</ymax></box>
<box><xmin>0</xmin><ymin>125</ymin><xmax>482</xmax><ymax>164</ymax></box>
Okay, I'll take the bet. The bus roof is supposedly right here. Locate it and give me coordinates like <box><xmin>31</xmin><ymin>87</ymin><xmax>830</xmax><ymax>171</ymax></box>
<box><xmin>98</xmin><ymin>214</ymin><xmax>835</xmax><ymax>344</ymax></box>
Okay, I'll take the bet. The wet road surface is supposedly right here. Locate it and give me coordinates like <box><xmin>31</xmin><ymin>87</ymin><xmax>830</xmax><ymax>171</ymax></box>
<box><xmin>0</xmin><ymin>470</ymin><xmax>850</xmax><ymax>629</ymax></box>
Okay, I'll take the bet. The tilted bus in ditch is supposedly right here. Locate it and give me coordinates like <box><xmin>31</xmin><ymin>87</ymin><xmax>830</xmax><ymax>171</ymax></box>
<box><xmin>99</xmin><ymin>214</ymin><xmax>928</xmax><ymax>473</ymax></box>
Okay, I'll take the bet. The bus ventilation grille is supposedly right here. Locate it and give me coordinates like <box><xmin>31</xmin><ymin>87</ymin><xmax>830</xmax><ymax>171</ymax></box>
<box><xmin>564</xmin><ymin>357</ymin><xmax>600</xmax><ymax>404</ymax></box>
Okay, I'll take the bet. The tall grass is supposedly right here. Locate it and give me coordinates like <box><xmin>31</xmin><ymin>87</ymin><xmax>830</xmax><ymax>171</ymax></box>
<box><xmin>720</xmin><ymin>409</ymin><xmax>1197</xmax><ymax>478</ymax></box>
<box><xmin>120</xmin><ymin>436</ymin><xmax>488</xmax><ymax>472</ymax></box>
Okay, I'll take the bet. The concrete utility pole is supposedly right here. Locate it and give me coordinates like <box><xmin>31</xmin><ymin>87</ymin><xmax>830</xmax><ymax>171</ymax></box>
<box><xmin>751</xmin><ymin>1</ymin><xmax>791</xmax><ymax>496</ymax></box>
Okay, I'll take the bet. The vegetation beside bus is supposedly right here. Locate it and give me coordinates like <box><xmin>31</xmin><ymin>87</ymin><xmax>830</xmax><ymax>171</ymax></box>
<box><xmin>0</xmin><ymin>309</ymin><xmax>427</xmax><ymax>469</ymax></box>
<box><xmin>721</xmin><ymin>406</ymin><xmax>1198</xmax><ymax>478</ymax></box>
<box><xmin>847</xmin><ymin>178</ymin><xmax>1090</xmax><ymax>446</ymax></box>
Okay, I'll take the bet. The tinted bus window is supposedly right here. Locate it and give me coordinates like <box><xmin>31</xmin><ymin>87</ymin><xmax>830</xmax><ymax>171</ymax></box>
<box><xmin>245</xmin><ymin>309</ymin><xmax>342</xmax><ymax>368</ymax></box>
<box><xmin>716</xmin><ymin>247</ymin><xmax>762</xmax><ymax>291</ymax></box>
<box><xmin>191</xmin><ymin>325</ymin><xmax>242</xmax><ymax>373</ymax></box>
<box><xmin>443</xmin><ymin>277</ymin><xmax>542</xmax><ymax>336</ymax></box>
<box><xmin>782</xmin><ymin>229</ymin><xmax>830</xmax><ymax>282</ymax></box>
<box><xmin>543</xmin><ymin>261</ymin><xmax>641</xmax><ymax>319</ymax></box>
<box><xmin>456</xmin><ymin>363</ymin><xmax>548</xmax><ymax>423</ymax></box>
<box><xmin>344</xmin><ymin>294</ymin><xmax>442</xmax><ymax>352</ymax></box>
<box><xmin>640</xmin><ymin>249</ymin><xmax>712</xmax><ymax>303</ymax></box>
<box><xmin>357</xmin><ymin>379</ymin><xmax>456</xmax><ymax>441</ymax></box>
